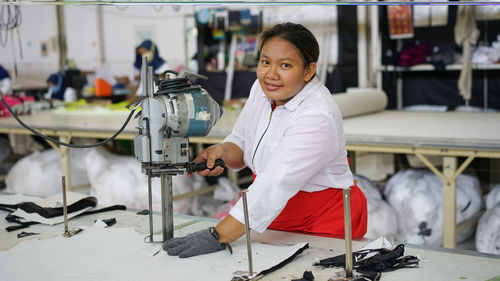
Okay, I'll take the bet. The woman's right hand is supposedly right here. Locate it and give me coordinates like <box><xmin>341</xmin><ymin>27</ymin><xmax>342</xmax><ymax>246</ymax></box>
<box><xmin>192</xmin><ymin>144</ymin><xmax>225</xmax><ymax>177</ymax></box>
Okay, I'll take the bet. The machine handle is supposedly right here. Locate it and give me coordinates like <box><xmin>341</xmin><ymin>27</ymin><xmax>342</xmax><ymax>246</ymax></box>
<box><xmin>188</xmin><ymin>159</ymin><xmax>225</xmax><ymax>172</ymax></box>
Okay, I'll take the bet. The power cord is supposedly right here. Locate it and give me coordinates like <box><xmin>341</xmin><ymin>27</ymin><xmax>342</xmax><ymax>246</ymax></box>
<box><xmin>0</xmin><ymin>95</ymin><xmax>137</xmax><ymax>148</ymax></box>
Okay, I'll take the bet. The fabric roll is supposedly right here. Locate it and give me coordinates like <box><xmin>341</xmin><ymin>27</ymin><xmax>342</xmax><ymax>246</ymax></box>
<box><xmin>332</xmin><ymin>89</ymin><xmax>387</xmax><ymax>118</ymax></box>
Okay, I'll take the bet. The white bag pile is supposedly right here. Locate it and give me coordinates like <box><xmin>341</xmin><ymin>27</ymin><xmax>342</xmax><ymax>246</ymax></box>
<box><xmin>6</xmin><ymin>148</ymin><xmax>91</xmax><ymax>197</ymax></box>
<box><xmin>85</xmin><ymin>148</ymin><xmax>203</xmax><ymax>214</ymax></box>
<box><xmin>353</xmin><ymin>174</ymin><xmax>398</xmax><ymax>241</ymax></box>
<box><xmin>384</xmin><ymin>169</ymin><xmax>481</xmax><ymax>246</ymax></box>
<box><xmin>475</xmin><ymin>183</ymin><xmax>500</xmax><ymax>254</ymax></box>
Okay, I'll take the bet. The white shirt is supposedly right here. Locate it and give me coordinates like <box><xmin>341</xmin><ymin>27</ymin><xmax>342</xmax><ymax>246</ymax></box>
<box><xmin>64</xmin><ymin>87</ymin><xmax>77</xmax><ymax>103</ymax></box>
<box><xmin>225</xmin><ymin>76</ymin><xmax>353</xmax><ymax>233</ymax></box>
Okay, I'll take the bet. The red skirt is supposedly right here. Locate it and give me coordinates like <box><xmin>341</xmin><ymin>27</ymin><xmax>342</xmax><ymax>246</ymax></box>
<box><xmin>253</xmin><ymin>169</ymin><xmax>367</xmax><ymax>238</ymax></box>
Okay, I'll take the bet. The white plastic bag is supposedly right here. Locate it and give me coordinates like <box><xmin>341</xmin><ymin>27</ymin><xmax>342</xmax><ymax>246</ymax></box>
<box><xmin>86</xmin><ymin>148</ymin><xmax>196</xmax><ymax>214</ymax></box>
<box><xmin>354</xmin><ymin>174</ymin><xmax>397</xmax><ymax>240</ymax></box>
<box><xmin>384</xmin><ymin>169</ymin><xmax>481</xmax><ymax>246</ymax></box>
<box><xmin>6</xmin><ymin>148</ymin><xmax>91</xmax><ymax>197</ymax></box>
<box><xmin>485</xmin><ymin>183</ymin><xmax>500</xmax><ymax>210</ymax></box>
<box><xmin>475</xmin><ymin>202</ymin><xmax>500</xmax><ymax>255</ymax></box>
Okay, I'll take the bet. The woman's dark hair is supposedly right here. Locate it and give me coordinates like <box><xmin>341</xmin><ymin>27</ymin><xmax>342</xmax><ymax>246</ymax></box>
<box><xmin>258</xmin><ymin>22</ymin><xmax>319</xmax><ymax>67</ymax></box>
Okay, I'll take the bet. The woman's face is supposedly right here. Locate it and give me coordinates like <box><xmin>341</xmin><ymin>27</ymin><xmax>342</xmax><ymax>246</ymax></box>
<box><xmin>257</xmin><ymin>37</ymin><xmax>316</xmax><ymax>106</ymax></box>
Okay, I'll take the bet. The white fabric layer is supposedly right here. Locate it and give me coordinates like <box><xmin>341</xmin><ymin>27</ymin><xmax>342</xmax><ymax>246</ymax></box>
<box><xmin>0</xmin><ymin>223</ymin><xmax>308</xmax><ymax>281</ymax></box>
<box><xmin>226</xmin><ymin>77</ymin><xmax>353</xmax><ymax>232</ymax></box>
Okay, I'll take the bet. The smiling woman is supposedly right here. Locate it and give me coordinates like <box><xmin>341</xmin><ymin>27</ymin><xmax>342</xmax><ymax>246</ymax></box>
<box><xmin>163</xmin><ymin>22</ymin><xmax>367</xmax><ymax>259</ymax></box>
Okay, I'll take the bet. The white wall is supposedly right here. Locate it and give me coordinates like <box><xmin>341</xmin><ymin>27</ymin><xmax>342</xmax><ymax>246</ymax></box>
<box><xmin>99</xmin><ymin>6</ymin><xmax>195</xmax><ymax>76</ymax></box>
<box><xmin>0</xmin><ymin>5</ymin><xmax>59</xmax><ymax>80</ymax></box>
<box><xmin>65</xmin><ymin>6</ymin><xmax>100</xmax><ymax>71</ymax></box>
<box><xmin>0</xmin><ymin>4</ymin><xmax>196</xmax><ymax>82</ymax></box>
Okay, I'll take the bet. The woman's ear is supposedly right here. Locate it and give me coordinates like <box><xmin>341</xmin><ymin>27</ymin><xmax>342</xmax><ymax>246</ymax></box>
<box><xmin>304</xmin><ymin>62</ymin><xmax>317</xmax><ymax>82</ymax></box>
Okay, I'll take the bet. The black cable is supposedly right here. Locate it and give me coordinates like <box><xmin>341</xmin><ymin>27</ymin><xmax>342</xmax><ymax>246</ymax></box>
<box><xmin>0</xmin><ymin>96</ymin><xmax>136</xmax><ymax>148</ymax></box>
<box><xmin>157</xmin><ymin>71</ymin><xmax>201</xmax><ymax>94</ymax></box>
<box><xmin>0</xmin><ymin>1</ymin><xmax>21</xmax><ymax>48</ymax></box>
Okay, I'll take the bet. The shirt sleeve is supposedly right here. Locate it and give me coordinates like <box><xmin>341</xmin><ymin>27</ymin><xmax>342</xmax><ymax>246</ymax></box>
<box><xmin>229</xmin><ymin>111</ymin><xmax>342</xmax><ymax>233</ymax></box>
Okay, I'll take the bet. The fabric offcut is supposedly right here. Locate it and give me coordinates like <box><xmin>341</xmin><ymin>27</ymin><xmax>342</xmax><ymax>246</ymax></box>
<box><xmin>6</xmin><ymin>192</ymin><xmax>97</xmax><ymax>226</ymax></box>
<box><xmin>314</xmin><ymin>244</ymin><xmax>419</xmax><ymax>281</ymax></box>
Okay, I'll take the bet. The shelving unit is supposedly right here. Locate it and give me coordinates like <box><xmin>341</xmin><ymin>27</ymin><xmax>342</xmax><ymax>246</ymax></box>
<box><xmin>380</xmin><ymin>63</ymin><xmax>500</xmax><ymax>110</ymax></box>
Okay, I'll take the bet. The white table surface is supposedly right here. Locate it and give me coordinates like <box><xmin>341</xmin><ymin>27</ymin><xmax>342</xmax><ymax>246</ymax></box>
<box><xmin>1</xmin><ymin>193</ymin><xmax>499</xmax><ymax>281</ymax></box>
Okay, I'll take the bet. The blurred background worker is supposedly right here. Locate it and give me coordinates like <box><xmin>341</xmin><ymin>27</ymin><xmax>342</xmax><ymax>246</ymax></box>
<box><xmin>0</xmin><ymin>65</ymin><xmax>11</xmax><ymax>96</ymax></box>
<box><xmin>46</xmin><ymin>72</ymin><xmax>77</xmax><ymax>103</ymax></box>
<box><xmin>129</xmin><ymin>39</ymin><xmax>170</xmax><ymax>98</ymax></box>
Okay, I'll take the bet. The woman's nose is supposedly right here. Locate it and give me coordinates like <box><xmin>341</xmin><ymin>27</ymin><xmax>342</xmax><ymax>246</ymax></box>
<box><xmin>266</xmin><ymin>65</ymin><xmax>279</xmax><ymax>80</ymax></box>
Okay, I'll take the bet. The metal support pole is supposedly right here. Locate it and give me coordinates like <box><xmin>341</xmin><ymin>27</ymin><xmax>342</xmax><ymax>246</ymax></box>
<box><xmin>343</xmin><ymin>188</ymin><xmax>353</xmax><ymax>278</ymax></box>
<box><xmin>147</xmin><ymin>173</ymin><xmax>154</xmax><ymax>243</ymax></box>
<box><xmin>62</xmin><ymin>176</ymin><xmax>69</xmax><ymax>235</ymax></box>
<box><xmin>241</xmin><ymin>190</ymin><xmax>253</xmax><ymax>276</ymax></box>
<box><xmin>161</xmin><ymin>174</ymin><xmax>174</xmax><ymax>242</ymax></box>
<box><xmin>59</xmin><ymin>135</ymin><xmax>71</xmax><ymax>191</ymax></box>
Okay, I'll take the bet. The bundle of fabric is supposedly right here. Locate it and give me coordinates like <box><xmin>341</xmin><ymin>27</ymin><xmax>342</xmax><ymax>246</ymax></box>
<box><xmin>476</xmin><ymin>183</ymin><xmax>500</xmax><ymax>254</ymax></box>
<box><xmin>398</xmin><ymin>41</ymin><xmax>432</xmax><ymax>67</ymax></box>
<box><xmin>384</xmin><ymin>169</ymin><xmax>481</xmax><ymax>246</ymax></box>
<box><xmin>354</xmin><ymin>174</ymin><xmax>397</xmax><ymax>241</ymax></box>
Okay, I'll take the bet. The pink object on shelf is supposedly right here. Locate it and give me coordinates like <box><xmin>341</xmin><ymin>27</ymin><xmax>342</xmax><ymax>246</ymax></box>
<box><xmin>0</xmin><ymin>94</ymin><xmax>35</xmax><ymax>118</ymax></box>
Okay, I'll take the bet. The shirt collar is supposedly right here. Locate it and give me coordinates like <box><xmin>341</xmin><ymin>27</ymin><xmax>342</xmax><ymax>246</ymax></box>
<box><xmin>260</xmin><ymin>76</ymin><xmax>320</xmax><ymax>111</ymax></box>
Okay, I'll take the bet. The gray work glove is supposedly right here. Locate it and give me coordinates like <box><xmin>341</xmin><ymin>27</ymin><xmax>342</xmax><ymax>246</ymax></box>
<box><xmin>162</xmin><ymin>227</ymin><xmax>227</xmax><ymax>258</ymax></box>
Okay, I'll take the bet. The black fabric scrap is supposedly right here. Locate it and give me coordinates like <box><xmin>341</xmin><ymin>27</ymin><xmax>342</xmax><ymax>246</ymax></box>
<box><xmin>292</xmin><ymin>270</ymin><xmax>314</xmax><ymax>281</ymax></box>
<box><xmin>5</xmin><ymin>204</ymin><xmax>126</xmax><ymax>232</ymax></box>
<box><xmin>136</xmin><ymin>209</ymin><xmax>149</xmax><ymax>215</ymax></box>
<box><xmin>98</xmin><ymin>218</ymin><xmax>117</xmax><ymax>227</ymax></box>
<box><xmin>17</xmin><ymin>231</ymin><xmax>39</xmax><ymax>238</ymax></box>
<box><xmin>16</xmin><ymin>198</ymin><xmax>97</xmax><ymax>218</ymax></box>
<box><xmin>259</xmin><ymin>243</ymin><xmax>309</xmax><ymax>276</ymax></box>
<box><xmin>314</xmin><ymin>244</ymin><xmax>419</xmax><ymax>281</ymax></box>
<box><xmin>0</xmin><ymin>204</ymin><xmax>17</xmax><ymax>213</ymax></box>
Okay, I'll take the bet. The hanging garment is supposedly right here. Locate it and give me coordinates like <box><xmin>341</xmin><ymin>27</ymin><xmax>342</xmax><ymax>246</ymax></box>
<box><xmin>454</xmin><ymin>3</ymin><xmax>480</xmax><ymax>104</ymax></box>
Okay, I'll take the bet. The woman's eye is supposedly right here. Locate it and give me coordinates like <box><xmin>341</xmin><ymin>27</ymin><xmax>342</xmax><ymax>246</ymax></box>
<box><xmin>260</xmin><ymin>60</ymin><xmax>269</xmax><ymax>65</ymax></box>
<box><xmin>281</xmin><ymin>63</ymin><xmax>290</xmax><ymax>68</ymax></box>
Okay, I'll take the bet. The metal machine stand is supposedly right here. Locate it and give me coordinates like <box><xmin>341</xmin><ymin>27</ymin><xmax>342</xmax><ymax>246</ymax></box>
<box><xmin>343</xmin><ymin>188</ymin><xmax>353</xmax><ymax>278</ymax></box>
<box><xmin>161</xmin><ymin>174</ymin><xmax>174</xmax><ymax>241</ymax></box>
